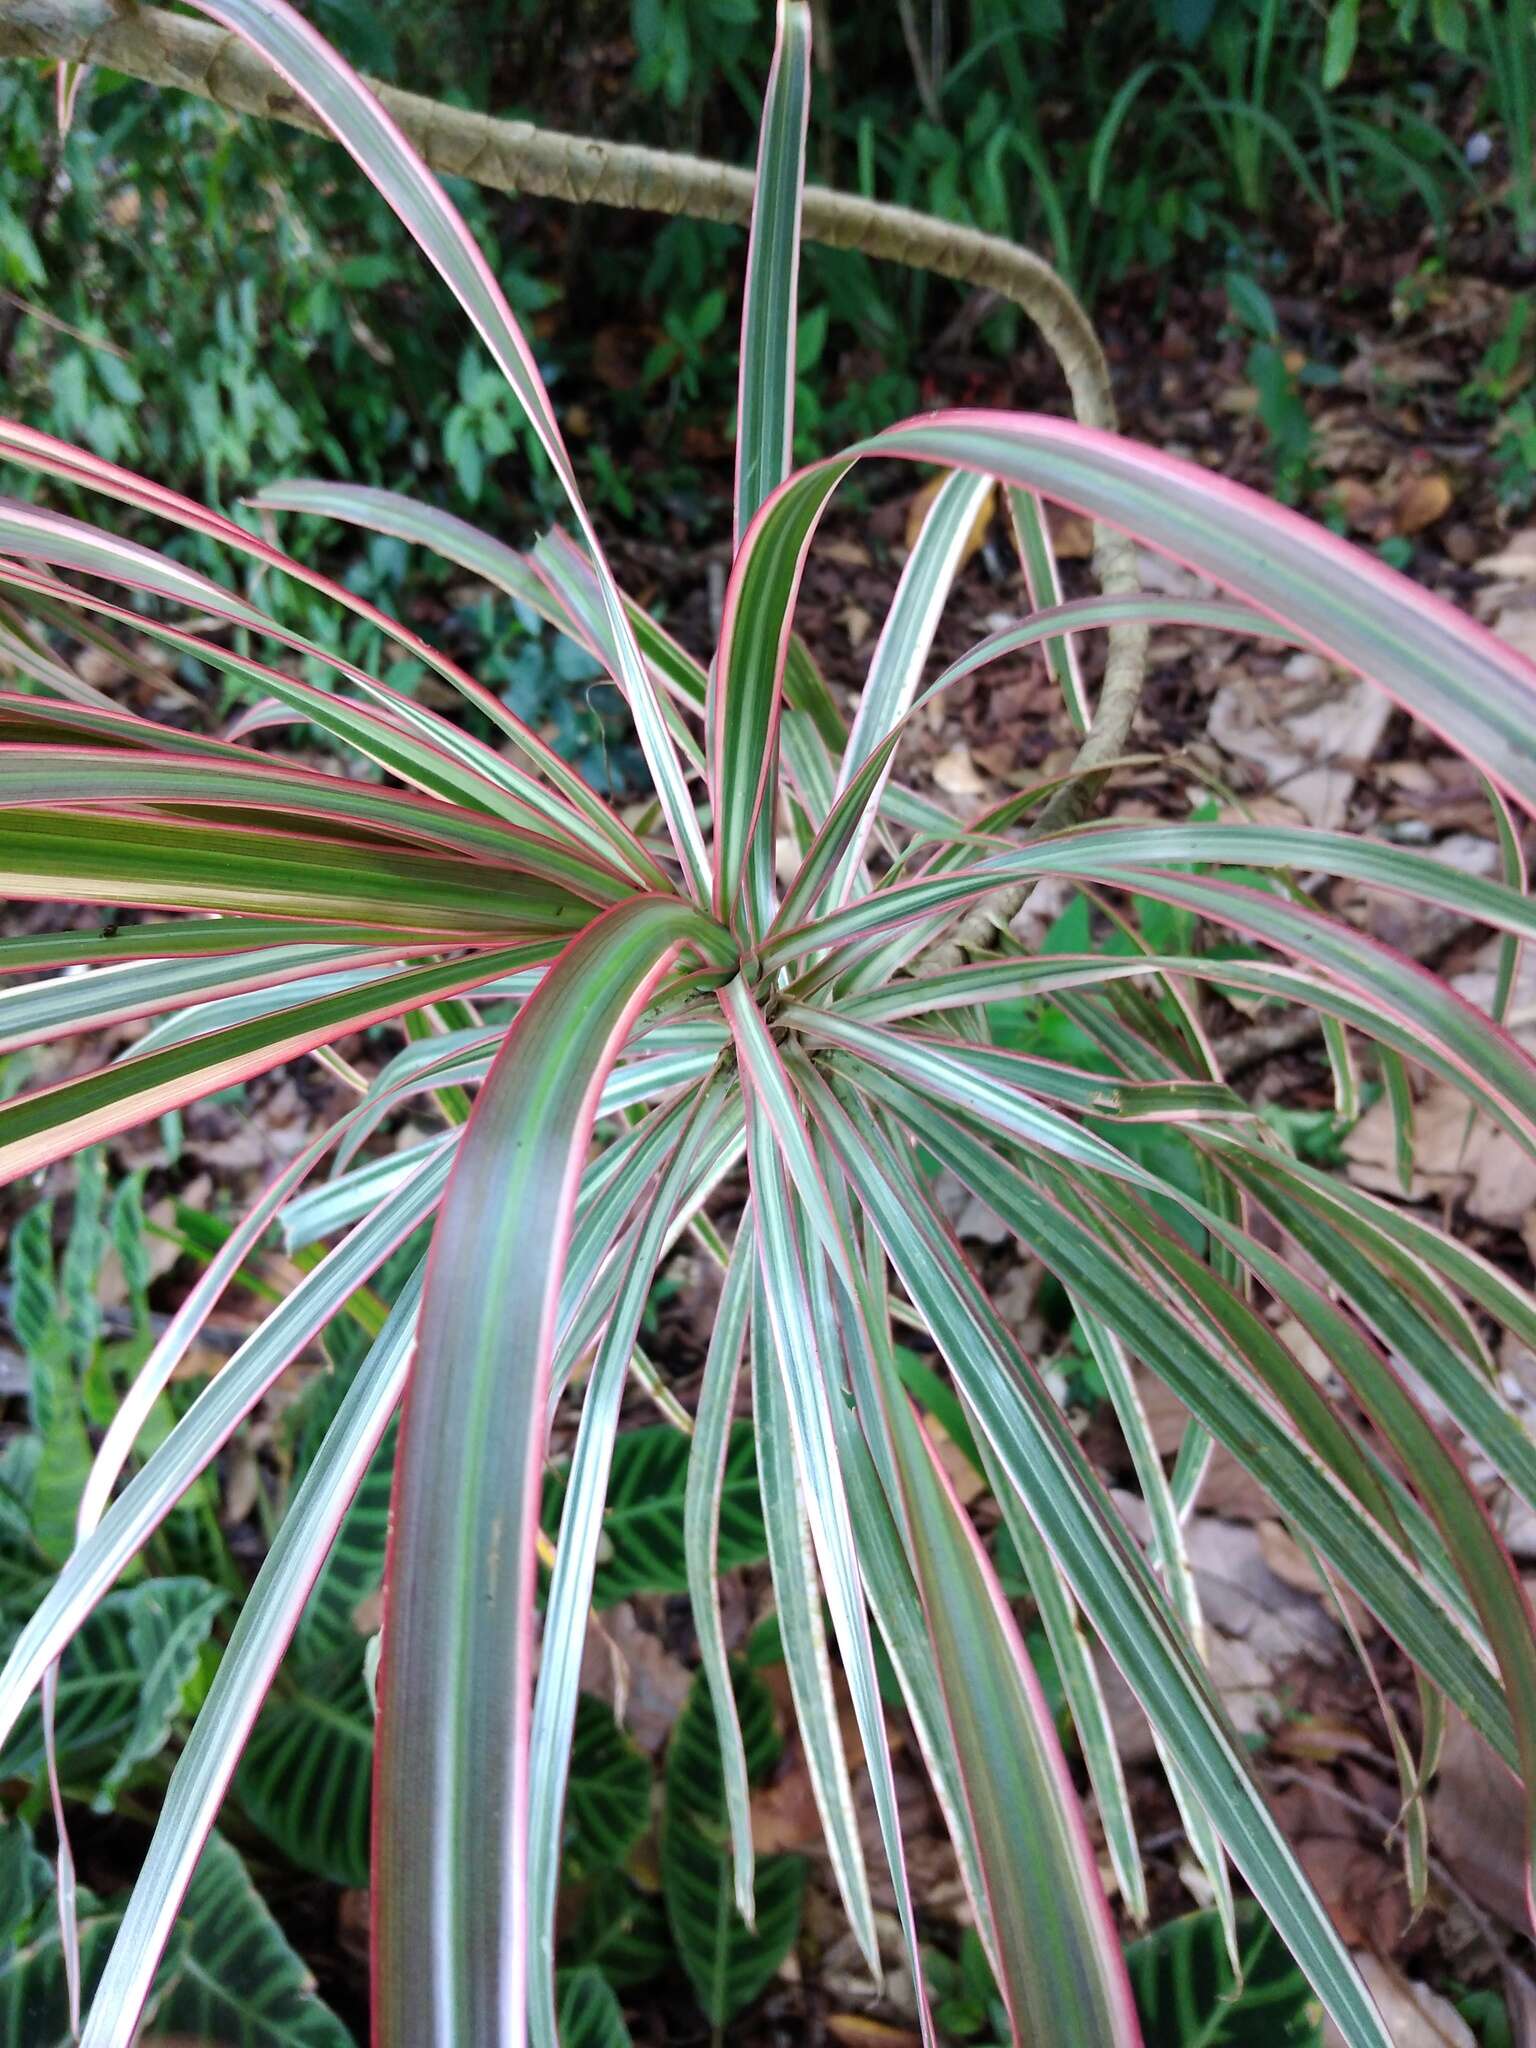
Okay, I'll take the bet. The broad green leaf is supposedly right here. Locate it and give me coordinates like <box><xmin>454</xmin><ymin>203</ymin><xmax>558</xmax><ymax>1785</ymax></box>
<box><xmin>1127</xmin><ymin>1901</ymin><xmax>1324</xmax><ymax>2046</ymax></box>
<box><xmin>565</xmin><ymin>1696</ymin><xmax>651</xmax><ymax>1878</ymax></box>
<box><xmin>237</xmin><ymin>1665</ymin><xmax>374</xmax><ymax>1886</ymax></box>
<box><xmin>544</xmin><ymin>1422</ymin><xmax>766</xmax><ymax>1606</ymax></box>
<box><xmin>153</xmin><ymin>1832</ymin><xmax>354</xmax><ymax>2047</ymax></box>
<box><xmin>662</xmin><ymin>1666</ymin><xmax>806</xmax><ymax>2027</ymax></box>
<box><xmin>555</xmin><ymin>1966</ymin><xmax>632</xmax><ymax>2048</ymax></box>
<box><xmin>559</xmin><ymin>1872</ymin><xmax>670</xmax><ymax>1991</ymax></box>
<box><xmin>1</xmin><ymin>1579</ymin><xmax>223</xmax><ymax>1798</ymax></box>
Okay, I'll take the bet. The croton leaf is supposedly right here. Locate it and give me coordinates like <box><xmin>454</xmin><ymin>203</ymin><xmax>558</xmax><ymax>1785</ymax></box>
<box><xmin>543</xmin><ymin>1422</ymin><xmax>766</xmax><ymax>1607</ymax></box>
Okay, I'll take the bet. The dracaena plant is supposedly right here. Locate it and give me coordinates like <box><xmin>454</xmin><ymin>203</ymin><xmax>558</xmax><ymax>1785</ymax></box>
<box><xmin>3</xmin><ymin>3</ymin><xmax>1536</xmax><ymax>2045</ymax></box>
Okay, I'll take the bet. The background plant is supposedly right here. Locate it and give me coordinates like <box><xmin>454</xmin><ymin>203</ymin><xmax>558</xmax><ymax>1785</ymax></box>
<box><xmin>2</xmin><ymin>4</ymin><xmax>1536</xmax><ymax>2047</ymax></box>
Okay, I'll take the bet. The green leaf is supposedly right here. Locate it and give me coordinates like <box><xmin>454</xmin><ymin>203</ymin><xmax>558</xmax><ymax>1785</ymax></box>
<box><xmin>154</xmin><ymin>1831</ymin><xmax>355</xmax><ymax>2046</ymax></box>
<box><xmin>555</xmin><ymin>1965</ymin><xmax>633</xmax><ymax>2048</ymax></box>
<box><xmin>1</xmin><ymin>1578</ymin><xmax>223</xmax><ymax>1797</ymax></box>
<box><xmin>544</xmin><ymin>1422</ymin><xmax>766</xmax><ymax>1606</ymax></box>
<box><xmin>733</xmin><ymin>0</ymin><xmax>812</xmax><ymax>546</ymax></box>
<box><xmin>566</xmin><ymin>1696</ymin><xmax>651</xmax><ymax>1878</ymax></box>
<box><xmin>237</xmin><ymin>1664</ymin><xmax>374</xmax><ymax>1886</ymax></box>
<box><xmin>1321</xmin><ymin>0</ymin><xmax>1361</xmax><ymax>88</ymax></box>
<box><xmin>662</xmin><ymin>1666</ymin><xmax>805</xmax><ymax>2026</ymax></box>
<box><xmin>1127</xmin><ymin>1901</ymin><xmax>1325</xmax><ymax>2046</ymax></box>
<box><xmin>373</xmin><ymin>897</ymin><xmax>732</xmax><ymax>2045</ymax></box>
<box><xmin>94</xmin><ymin>1576</ymin><xmax>229</xmax><ymax>1809</ymax></box>
<box><xmin>559</xmin><ymin>1871</ymin><xmax>670</xmax><ymax>1991</ymax></box>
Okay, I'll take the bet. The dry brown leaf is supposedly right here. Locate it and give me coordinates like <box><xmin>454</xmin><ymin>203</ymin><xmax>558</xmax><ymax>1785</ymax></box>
<box><xmin>1049</xmin><ymin>509</ymin><xmax>1095</xmax><ymax>559</ymax></box>
<box><xmin>1323</xmin><ymin>1956</ymin><xmax>1475</xmax><ymax>2047</ymax></box>
<box><xmin>1206</xmin><ymin>659</ymin><xmax>1392</xmax><ymax>829</ymax></box>
<box><xmin>840</xmin><ymin>601</ymin><xmax>873</xmax><ymax>649</ymax></box>
<box><xmin>827</xmin><ymin>2021</ymin><xmax>923</xmax><ymax>2047</ymax></box>
<box><xmin>931</xmin><ymin>743</ymin><xmax>988</xmax><ymax>797</ymax></box>
<box><xmin>820</xmin><ymin>537</ymin><xmax>873</xmax><ymax>569</ymax></box>
<box><xmin>1393</xmin><ymin>471</ymin><xmax>1454</xmax><ymax>535</ymax></box>
<box><xmin>1345</xmin><ymin>1080</ymin><xmax>1536</xmax><ymax>1227</ymax></box>
<box><xmin>576</xmin><ymin>1600</ymin><xmax>692</xmax><ymax>1752</ymax></box>
<box><xmin>1429</xmin><ymin>1708</ymin><xmax>1529</xmax><ymax>1930</ymax></box>
<box><xmin>928</xmin><ymin>1417</ymin><xmax>987</xmax><ymax>1505</ymax></box>
<box><xmin>904</xmin><ymin>475</ymin><xmax>995</xmax><ymax>562</ymax></box>
<box><xmin>751</xmin><ymin>1750</ymin><xmax>824</xmax><ymax>1854</ymax></box>
<box><xmin>1476</xmin><ymin>529</ymin><xmax>1536</xmax><ymax>581</ymax></box>
<box><xmin>1297</xmin><ymin>1836</ymin><xmax>1409</xmax><ymax>1952</ymax></box>
<box><xmin>1493</xmin><ymin>604</ymin><xmax>1536</xmax><ymax>664</ymax></box>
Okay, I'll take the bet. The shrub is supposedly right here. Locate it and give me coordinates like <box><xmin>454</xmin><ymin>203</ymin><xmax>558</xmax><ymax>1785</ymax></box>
<box><xmin>2</xmin><ymin>3</ymin><xmax>1536</xmax><ymax>2044</ymax></box>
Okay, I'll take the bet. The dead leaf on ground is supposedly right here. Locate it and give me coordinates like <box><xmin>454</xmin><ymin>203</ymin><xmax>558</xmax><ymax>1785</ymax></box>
<box><xmin>751</xmin><ymin>1744</ymin><xmax>825</xmax><ymax>1854</ymax></box>
<box><xmin>1344</xmin><ymin>1079</ymin><xmax>1536</xmax><ymax>1227</ymax></box>
<box><xmin>575</xmin><ymin>1600</ymin><xmax>692</xmax><ymax>1753</ymax></box>
<box><xmin>1047</xmin><ymin>507</ymin><xmax>1095</xmax><ymax>559</ymax></box>
<box><xmin>1206</xmin><ymin>655</ymin><xmax>1392</xmax><ymax>829</ymax></box>
<box><xmin>1429</xmin><ymin>1708</ymin><xmax>1529</xmax><ymax>1931</ymax></box>
<box><xmin>1476</xmin><ymin>529</ymin><xmax>1536</xmax><ymax>581</ymax></box>
<box><xmin>1493</xmin><ymin>604</ymin><xmax>1536</xmax><ymax>664</ymax></box>
<box><xmin>1323</xmin><ymin>1955</ymin><xmax>1475</xmax><ymax>2048</ymax></box>
<box><xmin>840</xmin><ymin>600</ymin><xmax>873</xmax><ymax>649</ymax></box>
<box><xmin>827</xmin><ymin>2021</ymin><xmax>923</xmax><ymax>2048</ymax></box>
<box><xmin>931</xmin><ymin>743</ymin><xmax>988</xmax><ymax>797</ymax></box>
<box><xmin>904</xmin><ymin>475</ymin><xmax>994</xmax><ymax>562</ymax></box>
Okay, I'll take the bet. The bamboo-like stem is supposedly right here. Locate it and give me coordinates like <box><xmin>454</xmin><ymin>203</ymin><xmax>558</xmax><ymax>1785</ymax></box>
<box><xmin>0</xmin><ymin>0</ymin><xmax>1148</xmax><ymax>948</ymax></box>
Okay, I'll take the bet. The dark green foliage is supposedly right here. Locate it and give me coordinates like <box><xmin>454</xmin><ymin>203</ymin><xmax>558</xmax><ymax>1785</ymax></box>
<box><xmin>237</xmin><ymin>1665</ymin><xmax>376</xmax><ymax>1888</ymax></box>
<box><xmin>543</xmin><ymin>1421</ymin><xmax>767</xmax><ymax>1607</ymax></box>
<box><xmin>0</xmin><ymin>1578</ymin><xmax>224</xmax><ymax>1799</ymax></box>
<box><xmin>1125</xmin><ymin>1901</ymin><xmax>1325</xmax><ymax>2047</ymax></box>
<box><xmin>561</xmin><ymin>1871</ymin><xmax>672</xmax><ymax>1992</ymax></box>
<box><xmin>566</xmin><ymin>1695</ymin><xmax>652</xmax><ymax>1878</ymax></box>
<box><xmin>0</xmin><ymin>1820</ymin><xmax>352</xmax><ymax>2047</ymax></box>
<box><xmin>556</xmin><ymin>1964</ymin><xmax>634</xmax><ymax>2048</ymax></box>
<box><xmin>661</xmin><ymin>1663</ymin><xmax>805</xmax><ymax>2027</ymax></box>
<box><xmin>925</xmin><ymin>1928</ymin><xmax>1009</xmax><ymax>2044</ymax></box>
